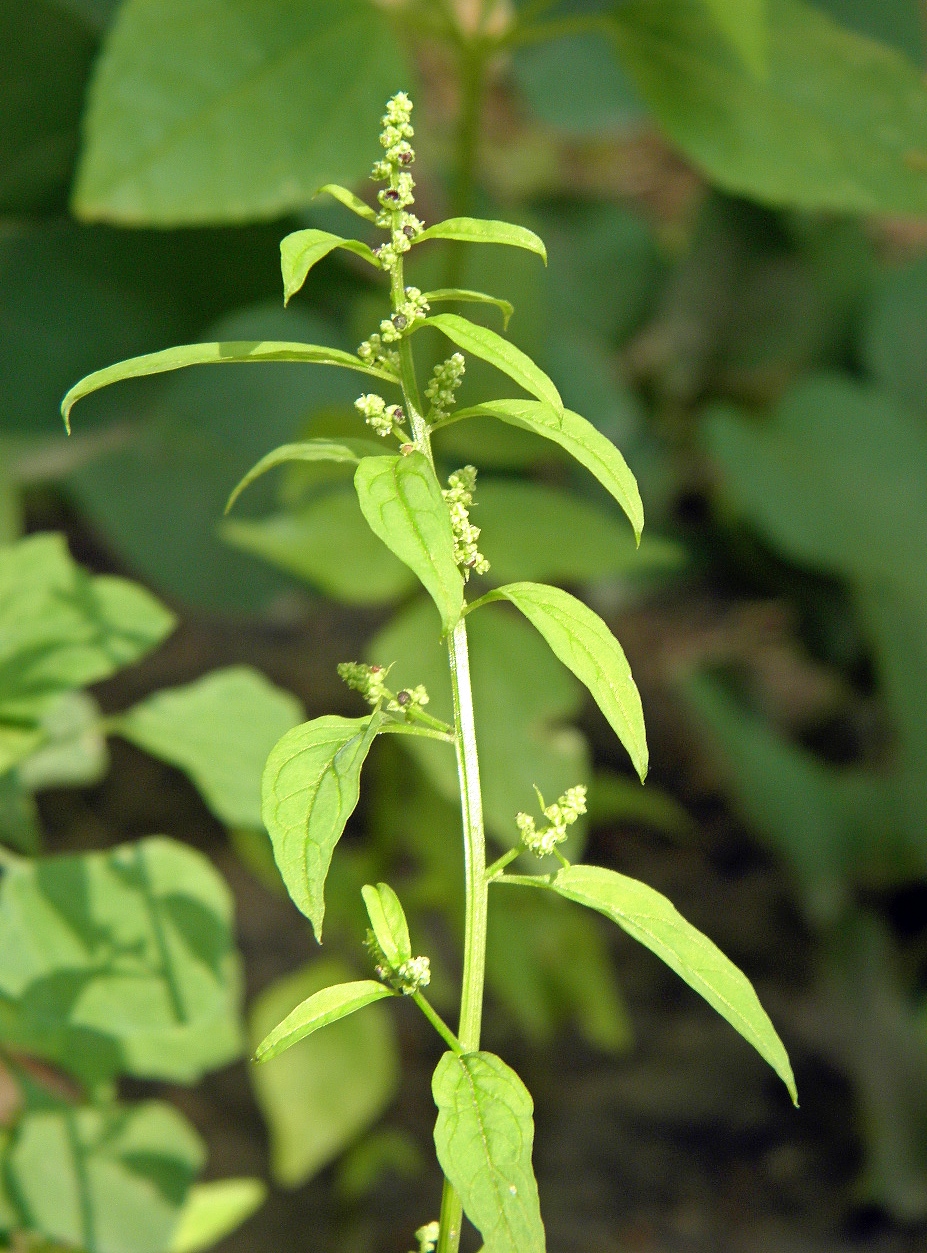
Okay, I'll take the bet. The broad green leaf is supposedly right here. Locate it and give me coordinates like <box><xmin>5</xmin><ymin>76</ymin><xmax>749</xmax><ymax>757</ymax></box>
<box><xmin>421</xmin><ymin>315</ymin><xmax>562</xmax><ymax>417</ymax></box>
<box><xmin>474</xmin><ymin>583</ymin><xmax>648</xmax><ymax>781</ymax></box>
<box><xmin>222</xmin><ymin>487</ymin><xmax>419</xmax><ymax>605</ymax></box>
<box><xmin>610</xmin><ymin>0</ymin><xmax>927</xmax><ymax>214</ymax></box>
<box><xmin>700</xmin><ymin>0</ymin><xmax>768</xmax><ymax>74</ymax></box>
<box><xmin>62</xmin><ymin>337</ymin><xmax>395</xmax><ymax>430</ymax></box>
<box><xmin>249</xmin><ymin>960</ymin><xmax>397</xmax><ymax>1187</ymax></box>
<box><xmin>280</xmin><ymin>229</ymin><xmax>378</xmax><ymax>305</ymax></box>
<box><xmin>415</xmin><ymin>218</ymin><xmax>547</xmax><ymax>263</ymax></box>
<box><xmin>73</xmin><ymin>0</ymin><xmax>407</xmax><ymax>223</ymax></box>
<box><xmin>811</xmin><ymin>0</ymin><xmax>925</xmax><ymax>64</ymax></box>
<box><xmin>225</xmin><ymin>437</ymin><xmax>384</xmax><ymax>513</ymax></box>
<box><xmin>354</xmin><ymin>453</ymin><xmax>464</xmax><ymax>632</ymax></box>
<box><xmin>361</xmin><ymin>882</ymin><xmax>411</xmax><ymax>968</ymax></box>
<box><xmin>432</xmin><ymin>1050</ymin><xmax>546</xmax><ymax>1253</ymax></box>
<box><xmin>0</xmin><ymin>771</ymin><xmax>40</xmax><ymax>855</ymax></box>
<box><xmin>262</xmin><ymin>713</ymin><xmax>383</xmax><ymax>938</ymax></box>
<box><xmin>254</xmin><ymin>979</ymin><xmax>395</xmax><ymax>1063</ymax></box>
<box><xmin>16</xmin><ymin>690</ymin><xmax>107</xmax><ymax>792</ymax></box>
<box><xmin>549</xmin><ymin>863</ymin><xmax>797</xmax><ymax>1102</ymax></box>
<box><xmin>7</xmin><ymin>1101</ymin><xmax>204</xmax><ymax>1253</ymax></box>
<box><xmin>864</xmin><ymin>255</ymin><xmax>927</xmax><ymax>414</ymax></box>
<box><xmin>512</xmin><ymin>31</ymin><xmax>646</xmax><ymax>134</ymax></box>
<box><xmin>169</xmin><ymin>1179</ymin><xmax>267</xmax><ymax>1253</ymax></box>
<box><xmin>114</xmin><ymin>667</ymin><xmax>303</xmax><ymax>829</ymax></box>
<box><xmin>422</xmin><ymin>288</ymin><xmax>514</xmax><ymax>330</ymax></box>
<box><xmin>315</xmin><ymin>183</ymin><xmax>377</xmax><ymax>222</ymax></box>
<box><xmin>0</xmin><ymin>837</ymin><xmax>243</xmax><ymax>1083</ymax></box>
<box><xmin>445</xmin><ymin>400</ymin><xmax>643</xmax><ymax>539</ymax></box>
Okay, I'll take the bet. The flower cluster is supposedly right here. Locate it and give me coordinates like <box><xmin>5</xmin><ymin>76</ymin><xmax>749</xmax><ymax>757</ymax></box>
<box><xmin>443</xmin><ymin>465</ymin><xmax>489</xmax><ymax>579</ymax></box>
<box><xmin>377</xmin><ymin>286</ymin><xmax>430</xmax><ymax>344</ymax></box>
<box><xmin>370</xmin><ymin>92</ymin><xmax>424</xmax><ymax>271</ymax></box>
<box><xmin>425</xmin><ymin>353</ymin><xmax>465</xmax><ymax>422</ymax></box>
<box><xmin>516</xmin><ymin>784</ymin><xmax>587</xmax><ymax>857</ymax></box>
<box><xmin>338</xmin><ymin>662</ymin><xmax>430</xmax><ymax>719</ymax></box>
<box><xmin>356</xmin><ymin>331</ymin><xmax>400</xmax><ymax>375</ymax></box>
<box><xmin>354</xmin><ymin>393</ymin><xmax>406</xmax><ymax>438</ymax></box>
<box><xmin>366</xmin><ymin>931</ymin><xmax>432</xmax><ymax>996</ymax></box>
<box><xmin>409</xmin><ymin>1221</ymin><xmax>440</xmax><ymax>1253</ymax></box>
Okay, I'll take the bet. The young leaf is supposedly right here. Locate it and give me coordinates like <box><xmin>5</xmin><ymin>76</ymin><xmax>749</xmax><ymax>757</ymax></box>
<box><xmin>473</xmin><ymin>583</ymin><xmax>648</xmax><ymax>781</ymax></box>
<box><xmin>421</xmin><ymin>288</ymin><xmax>514</xmax><ymax>330</ymax></box>
<box><xmin>442</xmin><ymin>400</ymin><xmax>643</xmax><ymax>539</ymax></box>
<box><xmin>61</xmin><ymin>340</ymin><xmax>396</xmax><ymax>430</ymax></box>
<box><xmin>225</xmin><ymin>438</ymin><xmax>385</xmax><ymax>513</ymax></box>
<box><xmin>280</xmin><ymin>228</ymin><xmax>378</xmax><ymax>305</ymax></box>
<box><xmin>419</xmin><ymin>315</ymin><xmax>564</xmax><ymax>417</ymax></box>
<box><xmin>262</xmin><ymin>713</ymin><xmax>383</xmax><ymax>939</ymax></box>
<box><xmin>362</xmin><ymin>882</ymin><xmax>412</xmax><ymax>967</ymax></box>
<box><xmin>169</xmin><ymin>1179</ymin><xmax>267</xmax><ymax>1253</ymax></box>
<box><xmin>354</xmin><ymin>453</ymin><xmax>464</xmax><ymax>632</ymax></box>
<box><xmin>315</xmin><ymin>183</ymin><xmax>377</xmax><ymax>222</ymax></box>
<box><xmin>254</xmin><ymin>980</ymin><xmax>395</xmax><ymax>1063</ymax></box>
<box><xmin>549</xmin><ymin>863</ymin><xmax>797</xmax><ymax>1104</ymax></box>
<box><xmin>432</xmin><ymin>1050</ymin><xmax>546</xmax><ymax>1253</ymax></box>
<box><xmin>416</xmin><ymin>218</ymin><xmax>547</xmax><ymax>264</ymax></box>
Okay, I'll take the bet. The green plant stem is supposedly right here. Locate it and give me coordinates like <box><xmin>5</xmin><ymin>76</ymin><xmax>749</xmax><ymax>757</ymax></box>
<box><xmin>485</xmin><ymin>847</ymin><xmax>521</xmax><ymax>880</ymax></box>
<box><xmin>412</xmin><ymin>992</ymin><xmax>463</xmax><ymax>1054</ymax></box>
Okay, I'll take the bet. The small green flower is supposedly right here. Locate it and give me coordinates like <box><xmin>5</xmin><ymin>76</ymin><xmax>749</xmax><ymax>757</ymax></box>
<box><xmin>516</xmin><ymin>783</ymin><xmax>587</xmax><ymax>856</ymax></box>
<box><xmin>443</xmin><ymin>465</ymin><xmax>489</xmax><ymax>578</ymax></box>
<box><xmin>354</xmin><ymin>393</ymin><xmax>406</xmax><ymax>438</ymax></box>
<box><xmin>337</xmin><ymin>661</ymin><xmax>389</xmax><ymax>704</ymax></box>
<box><xmin>425</xmin><ymin>352</ymin><xmax>466</xmax><ymax>422</ymax></box>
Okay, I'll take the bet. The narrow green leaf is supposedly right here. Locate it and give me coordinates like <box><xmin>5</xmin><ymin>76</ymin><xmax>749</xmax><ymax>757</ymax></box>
<box><xmin>354</xmin><ymin>453</ymin><xmax>464</xmax><ymax>632</ymax></box>
<box><xmin>474</xmin><ymin>583</ymin><xmax>647</xmax><ymax>781</ymax></box>
<box><xmin>416</xmin><ymin>217</ymin><xmax>547</xmax><ymax>264</ymax></box>
<box><xmin>315</xmin><ymin>182</ymin><xmax>378</xmax><ymax>222</ymax></box>
<box><xmin>550</xmin><ymin>863</ymin><xmax>797</xmax><ymax>1103</ymax></box>
<box><xmin>432</xmin><ymin>1050</ymin><xmax>546</xmax><ymax>1253</ymax></box>
<box><xmin>422</xmin><ymin>288</ymin><xmax>514</xmax><ymax>330</ymax></box>
<box><xmin>254</xmin><ymin>980</ymin><xmax>395</xmax><ymax>1062</ymax></box>
<box><xmin>262</xmin><ymin>713</ymin><xmax>383</xmax><ymax>939</ymax></box>
<box><xmin>62</xmin><ymin>340</ymin><xmax>396</xmax><ymax>430</ymax></box>
<box><xmin>362</xmin><ymin>882</ymin><xmax>412</xmax><ymax>967</ymax></box>
<box><xmin>169</xmin><ymin>1179</ymin><xmax>267</xmax><ymax>1253</ymax></box>
<box><xmin>225</xmin><ymin>438</ymin><xmax>385</xmax><ymax>513</ymax></box>
<box><xmin>420</xmin><ymin>315</ymin><xmax>563</xmax><ymax>417</ymax></box>
<box><xmin>280</xmin><ymin>229</ymin><xmax>378</xmax><ymax>305</ymax></box>
<box><xmin>444</xmin><ymin>399</ymin><xmax>643</xmax><ymax>539</ymax></box>
<box><xmin>700</xmin><ymin>0</ymin><xmax>767</xmax><ymax>75</ymax></box>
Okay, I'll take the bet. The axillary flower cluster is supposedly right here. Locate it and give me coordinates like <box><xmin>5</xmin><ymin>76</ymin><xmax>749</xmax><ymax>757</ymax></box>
<box><xmin>516</xmin><ymin>785</ymin><xmax>588</xmax><ymax>858</ymax></box>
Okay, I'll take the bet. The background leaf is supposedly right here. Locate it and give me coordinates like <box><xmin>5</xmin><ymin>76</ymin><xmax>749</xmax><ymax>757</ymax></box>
<box><xmin>699</xmin><ymin>0</ymin><xmax>768</xmax><ymax>73</ymax></box>
<box><xmin>254</xmin><ymin>979</ymin><xmax>394</xmax><ymax>1063</ymax></box>
<box><xmin>168</xmin><ymin>1178</ymin><xmax>267</xmax><ymax>1253</ymax></box>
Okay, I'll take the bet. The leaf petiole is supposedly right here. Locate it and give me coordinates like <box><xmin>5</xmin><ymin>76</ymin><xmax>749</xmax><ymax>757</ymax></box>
<box><xmin>412</xmin><ymin>993</ymin><xmax>463</xmax><ymax>1055</ymax></box>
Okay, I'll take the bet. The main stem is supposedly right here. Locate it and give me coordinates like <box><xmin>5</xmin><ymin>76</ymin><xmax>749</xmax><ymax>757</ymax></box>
<box><xmin>390</xmin><ymin>250</ymin><xmax>487</xmax><ymax>1253</ymax></box>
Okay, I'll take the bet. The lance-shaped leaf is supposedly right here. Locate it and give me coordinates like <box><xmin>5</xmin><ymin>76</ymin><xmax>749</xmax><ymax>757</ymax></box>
<box><xmin>254</xmin><ymin>979</ymin><xmax>395</xmax><ymax>1062</ymax></box>
<box><xmin>362</xmin><ymin>882</ymin><xmax>412</xmax><ymax>968</ymax></box>
<box><xmin>315</xmin><ymin>183</ymin><xmax>377</xmax><ymax>222</ymax></box>
<box><xmin>226</xmin><ymin>437</ymin><xmax>385</xmax><ymax>513</ymax></box>
<box><xmin>432</xmin><ymin>1051</ymin><xmax>546</xmax><ymax>1253</ymax></box>
<box><xmin>442</xmin><ymin>400</ymin><xmax>643</xmax><ymax>539</ymax></box>
<box><xmin>416</xmin><ymin>218</ymin><xmax>547</xmax><ymax>264</ymax></box>
<box><xmin>354</xmin><ymin>453</ymin><xmax>464</xmax><ymax>632</ymax></box>
<box><xmin>61</xmin><ymin>340</ymin><xmax>396</xmax><ymax>430</ymax></box>
<box><xmin>472</xmin><ymin>583</ymin><xmax>647</xmax><ymax>781</ymax></box>
<box><xmin>549</xmin><ymin>864</ymin><xmax>797</xmax><ymax>1104</ymax></box>
<box><xmin>422</xmin><ymin>288</ymin><xmax>514</xmax><ymax>330</ymax></box>
<box><xmin>419</xmin><ymin>315</ymin><xmax>563</xmax><ymax>418</ymax></box>
<box><xmin>262</xmin><ymin>713</ymin><xmax>383</xmax><ymax>939</ymax></box>
<box><xmin>169</xmin><ymin>1179</ymin><xmax>267</xmax><ymax>1253</ymax></box>
<box><xmin>280</xmin><ymin>228</ymin><xmax>378</xmax><ymax>305</ymax></box>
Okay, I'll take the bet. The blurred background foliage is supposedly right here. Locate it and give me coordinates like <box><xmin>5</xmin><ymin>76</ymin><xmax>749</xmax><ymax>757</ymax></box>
<box><xmin>8</xmin><ymin>0</ymin><xmax>927</xmax><ymax>1249</ymax></box>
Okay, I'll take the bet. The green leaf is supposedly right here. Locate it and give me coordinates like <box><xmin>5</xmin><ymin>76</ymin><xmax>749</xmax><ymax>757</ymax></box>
<box><xmin>864</xmin><ymin>254</ymin><xmax>927</xmax><ymax>414</ymax></box>
<box><xmin>415</xmin><ymin>218</ymin><xmax>547</xmax><ymax>263</ymax></box>
<box><xmin>17</xmin><ymin>690</ymin><xmax>108</xmax><ymax>792</ymax></box>
<box><xmin>512</xmin><ymin>31</ymin><xmax>646</xmax><ymax>134</ymax></box>
<box><xmin>254</xmin><ymin>979</ymin><xmax>395</xmax><ymax>1063</ymax></box>
<box><xmin>549</xmin><ymin>863</ymin><xmax>797</xmax><ymax>1103</ymax></box>
<box><xmin>422</xmin><ymin>288</ymin><xmax>514</xmax><ymax>330</ymax></box>
<box><xmin>249</xmin><ymin>959</ymin><xmax>397</xmax><ymax>1187</ymax></box>
<box><xmin>354</xmin><ymin>453</ymin><xmax>464</xmax><ymax>632</ymax></box>
<box><xmin>445</xmin><ymin>400</ymin><xmax>643</xmax><ymax>540</ymax></box>
<box><xmin>169</xmin><ymin>1179</ymin><xmax>267</xmax><ymax>1253</ymax></box>
<box><xmin>361</xmin><ymin>882</ymin><xmax>411</xmax><ymax>968</ymax></box>
<box><xmin>73</xmin><ymin>0</ymin><xmax>408</xmax><ymax>224</ymax></box>
<box><xmin>432</xmin><ymin>1050</ymin><xmax>546</xmax><ymax>1253</ymax></box>
<box><xmin>62</xmin><ymin>337</ymin><xmax>395</xmax><ymax>430</ymax></box>
<box><xmin>262</xmin><ymin>713</ymin><xmax>383</xmax><ymax>939</ymax></box>
<box><xmin>610</xmin><ymin>0</ymin><xmax>927</xmax><ymax>214</ymax></box>
<box><xmin>226</xmin><ymin>438</ymin><xmax>385</xmax><ymax>512</ymax></box>
<box><xmin>114</xmin><ymin>667</ymin><xmax>303</xmax><ymax>829</ymax></box>
<box><xmin>420</xmin><ymin>315</ymin><xmax>563</xmax><ymax>417</ymax></box>
<box><xmin>7</xmin><ymin>1101</ymin><xmax>204</xmax><ymax>1253</ymax></box>
<box><xmin>280</xmin><ymin>229</ymin><xmax>378</xmax><ymax>305</ymax></box>
<box><xmin>700</xmin><ymin>0</ymin><xmax>768</xmax><ymax>74</ymax></box>
<box><xmin>0</xmin><ymin>836</ymin><xmax>243</xmax><ymax>1083</ymax></box>
<box><xmin>221</xmin><ymin>487</ymin><xmax>419</xmax><ymax>605</ymax></box>
<box><xmin>473</xmin><ymin>583</ymin><xmax>648</xmax><ymax>781</ymax></box>
<box><xmin>315</xmin><ymin>183</ymin><xmax>377</xmax><ymax>222</ymax></box>
<box><xmin>0</xmin><ymin>771</ymin><xmax>40</xmax><ymax>855</ymax></box>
